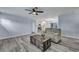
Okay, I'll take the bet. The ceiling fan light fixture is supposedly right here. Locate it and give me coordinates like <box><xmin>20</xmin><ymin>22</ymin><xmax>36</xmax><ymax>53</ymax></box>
<box><xmin>33</xmin><ymin>12</ymin><xmax>36</xmax><ymax>15</ymax></box>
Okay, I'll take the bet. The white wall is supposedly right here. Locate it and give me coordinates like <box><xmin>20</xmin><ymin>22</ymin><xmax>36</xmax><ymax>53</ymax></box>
<box><xmin>0</xmin><ymin>12</ymin><xmax>35</xmax><ymax>37</ymax></box>
<box><xmin>59</xmin><ymin>12</ymin><xmax>79</xmax><ymax>38</ymax></box>
<box><xmin>0</xmin><ymin>24</ymin><xmax>10</xmax><ymax>37</ymax></box>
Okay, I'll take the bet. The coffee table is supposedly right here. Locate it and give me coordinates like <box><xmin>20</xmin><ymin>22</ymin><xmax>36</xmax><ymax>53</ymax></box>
<box><xmin>30</xmin><ymin>35</ymin><xmax>51</xmax><ymax>52</ymax></box>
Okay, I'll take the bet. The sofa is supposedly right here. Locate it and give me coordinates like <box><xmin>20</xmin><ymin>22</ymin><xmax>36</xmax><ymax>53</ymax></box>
<box><xmin>45</xmin><ymin>28</ymin><xmax>61</xmax><ymax>44</ymax></box>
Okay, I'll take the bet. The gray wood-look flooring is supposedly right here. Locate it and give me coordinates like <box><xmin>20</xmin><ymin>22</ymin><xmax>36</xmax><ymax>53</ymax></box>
<box><xmin>0</xmin><ymin>35</ymin><xmax>79</xmax><ymax>52</ymax></box>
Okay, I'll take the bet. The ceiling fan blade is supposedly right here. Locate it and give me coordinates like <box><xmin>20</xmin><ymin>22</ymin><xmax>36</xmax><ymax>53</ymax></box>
<box><xmin>25</xmin><ymin>9</ymin><xmax>31</xmax><ymax>11</ymax></box>
<box><xmin>36</xmin><ymin>12</ymin><xmax>38</xmax><ymax>15</ymax></box>
<box><xmin>37</xmin><ymin>11</ymin><xmax>44</xmax><ymax>13</ymax></box>
<box><xmin>29</xmin><ymin>12</ymin><xmax>33</xmax><ymax>14</ymax></box>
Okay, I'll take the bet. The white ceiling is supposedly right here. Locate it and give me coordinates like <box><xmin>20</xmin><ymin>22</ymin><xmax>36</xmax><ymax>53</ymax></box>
<box><xmin>0</xmin><ymin>7</ymin><xmax>79</xmax><ymax>20</ymax></box>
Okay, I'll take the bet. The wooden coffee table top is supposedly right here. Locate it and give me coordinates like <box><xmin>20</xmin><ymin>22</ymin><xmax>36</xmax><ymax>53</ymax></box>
<box><xmin>31</xmin><ymin>35</ymin><xmax>50</xmax><ymax>43</ymax></box>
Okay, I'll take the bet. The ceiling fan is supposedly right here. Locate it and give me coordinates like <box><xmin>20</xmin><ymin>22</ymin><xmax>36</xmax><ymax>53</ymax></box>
<box><xmin>25</xmin><ymin>7</ymin><xmax>44</xmax><ymax>15</ymax></box>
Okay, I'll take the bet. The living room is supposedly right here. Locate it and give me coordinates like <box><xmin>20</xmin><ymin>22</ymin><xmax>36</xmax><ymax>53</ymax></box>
<box><xmin>0</xmin><ymin>7</ymin><xmax>79</xmax><ymax>52</ymax></box>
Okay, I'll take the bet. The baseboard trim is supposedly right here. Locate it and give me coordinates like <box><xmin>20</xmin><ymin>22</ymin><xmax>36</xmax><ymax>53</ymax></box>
<box><xmin>0</xmin><ymin>33</ymin><xmax>31</xmax><ymax>40</ymax></box>
<box><xmin>62</xmin><ymin>35</ymin><xmax>79</xmax><ymax>40</ymax></box>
